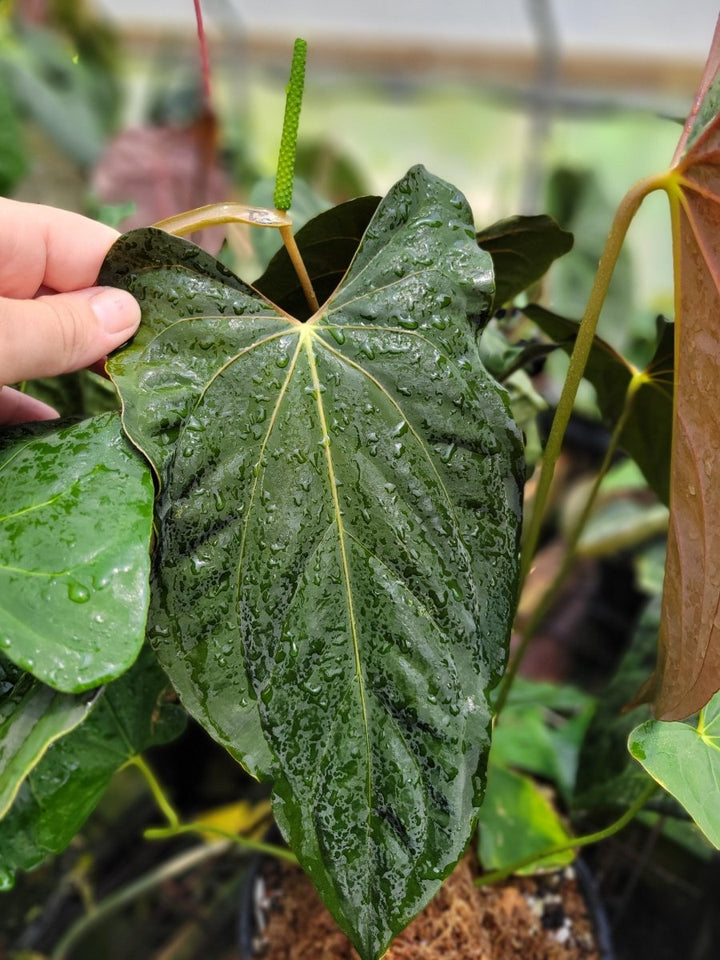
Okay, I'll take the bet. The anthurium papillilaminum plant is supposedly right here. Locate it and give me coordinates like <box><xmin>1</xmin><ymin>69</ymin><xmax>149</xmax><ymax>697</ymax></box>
<box><xmin>5</xmin><ymin>11</ymin><xmax>720</xmax><ymax>960</ymax></box>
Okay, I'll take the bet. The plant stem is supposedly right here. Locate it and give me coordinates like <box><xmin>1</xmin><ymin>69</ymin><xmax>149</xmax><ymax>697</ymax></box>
<box><xmin>153</xmin><ymin>202</ymin><xmax>292</xmax><ymax>236</ymax></box>
<box><xmin>475</xmin><ymin>780</ymin><xmax>659</xmax><ymax>887</ymax></box>
<box><xmin>153</xmin><ymin>203</ymin><xmax>319</xmax><ymax>313</ymax></box>
<box><xmin>51</xmin><ymin>840</ymin><xmax>232</xmax><ymax>960</ymax></box>
<box><xmin>494</xmin><ymin>370</ymin><xmax>644</xmax><ymax>716</ymax></box>
<box><xmin>193</xmin><ymin>0</ymin><xmax>212</xmax><ymax>109</ymax></box>
<box><xmin>280</xmin><ymin>223</ymin><xmax>320</xmax><ymax>312</ymax></box>
<box><xmin>126</xmin><ymin>754</ymin><xmax>180</xmax><ymax>828</ymax></box>
<box><xmin>144</xmin><ymin>821</ymin><xmax>298</xmax><ymax>865</ymax></box>
<box><xmin>518</xmin><ymin>172</ymin><xmax>670</xmax><ymax>589</ymax></box>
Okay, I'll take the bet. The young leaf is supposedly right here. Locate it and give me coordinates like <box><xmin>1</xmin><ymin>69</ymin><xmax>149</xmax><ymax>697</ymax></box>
<box><xmin>0</xmin><ymin>656</ymin><xmax>100</xmax><ymax>819</ymax></box>
<box><xmin>0</xmin><ymin>645</ymin><xmax>185</xmax><ymax>890</ymax></box>
<box><xmin>102</xmin><ymin>165</ymin><xmax>524</xmax><ymax>960</ymax></box>
<box><xmin>0</xmin><ymin>413</ymin><xmax>154</xmax><ymax>692</ymax></box>
<box><xmin>526</xmin><ymin>305</ymin><xmax>674</xmax><ymax>504</ymax></box>
<box><xmin>629</xmin><ymin>688</ymin><xmax>720</xmax><ymax>848</ymax></box>
<box><xmin>475</xmin><ymin>214</ymin><xmax>573</xmax><ymax>308</ymax></box>
<box><xmin>649</xmin><ymin>18</ymin><xmax>720</xmax><ymax>719</ymax></box>
<box><xmin>478</xmin><ymin>761</ymin><xmax>574</xmax><ymax>874</ymax></box>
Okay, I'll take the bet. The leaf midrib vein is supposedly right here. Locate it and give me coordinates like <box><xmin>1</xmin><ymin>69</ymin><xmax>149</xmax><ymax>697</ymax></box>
<box><xmin>304</xmin><ymin>335</ymin><xmax>373</xmax><ymax>813</ymax></box>
<box><xmin>311</xmin><ymin>330</ymin><xmax>471</xmax><ymax>569</ymax></box>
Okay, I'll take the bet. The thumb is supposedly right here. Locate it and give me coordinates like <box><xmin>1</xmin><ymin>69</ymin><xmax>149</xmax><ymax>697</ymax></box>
<box><xmin>0</xmin><ymin>286</ymin><xmax>141</xmax><ymax>385</ymax></box>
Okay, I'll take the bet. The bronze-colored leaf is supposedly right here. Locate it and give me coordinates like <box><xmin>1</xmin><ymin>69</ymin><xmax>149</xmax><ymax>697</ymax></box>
<box><xmin>91</xmin><ymin>109</ymin><xmax>228</xmax><ymax>253</ymax></box>
<box><xmin>650</xmin><ymin>17</ymin><xmax>720</xmax><ymax>719</ymax></box>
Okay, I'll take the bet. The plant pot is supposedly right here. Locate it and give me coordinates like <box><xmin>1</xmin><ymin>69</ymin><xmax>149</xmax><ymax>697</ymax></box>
<box><xmin>238</xmin><ymin>849</ymin><xmax>614</xmax><ymax>960</ymax></box>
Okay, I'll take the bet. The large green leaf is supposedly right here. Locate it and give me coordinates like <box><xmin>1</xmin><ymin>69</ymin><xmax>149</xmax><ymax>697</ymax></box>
<box><xmin>102</xmin><ymin>165</ymin><xmax>524</xmax><ymax>960</ymax></box>
<box><xmin>0</xmin><ymin>645</ymin><xmax>184</xmax><ymax>890</ymax></box>
<box><xmin>526</xmin><ymin>306</ymin><xmax>674</xmax><ymax>504</ymax></box>
<box><xmin>475</xmin><ymin>214</ymin><xmax>573</xmax><ymax>308</ymax></box>
<box><xmin>0</xmin><ymin>655</ymin><xmax>99</xmax><ymax>819</ymax></box>
<box><xmin>629</xmin><ymin>689</ymin><xmax>720</xmax><ymax>848</ymax></box>
<box><xmin>0</xmin><ymin>413</ymin><xmax>154</xmax><ymax>692</ymax></box>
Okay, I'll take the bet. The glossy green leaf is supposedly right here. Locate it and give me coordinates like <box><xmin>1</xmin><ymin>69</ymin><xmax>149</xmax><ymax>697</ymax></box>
<box><xmin>475</xmin><ymin>214</ymin><xmax>573</xmax><ymax>308</ymax></box>
<box><xmin>0</xmin><ymin>645</ymin><xmax>184</xmax><ymax>891</ymax></box>
<box><xmin>102</xmin><ymin>165</ymin><xmax>524</xmax><ymax>960</ymax></box>
<box><xmin>629</xmin><ymin>688</ymin><xmax>720</xmax><ymax>848</ymax></box>
<box><xmin>478</xmin><ymin>761</ymin><xmax>574</xmax><ymax>874</ymax></box>
<box><xmin>526</xmin><ymin>306</ymin><xmax>674</xmax><ymax>504</ymax></box>
<box><xmin>254</xmin><ymin>195</ymin><xmax>381</xmax><ymax>319</ymax></box>
<box><xmin>0</xmin><ymin>655</ymin><xmax>99</xmax><ymax>819</ymax></box>
<box><xmin>0</xmin><ymin>413</ymin><xmax>154</xmax><ymax>692</ymax></box>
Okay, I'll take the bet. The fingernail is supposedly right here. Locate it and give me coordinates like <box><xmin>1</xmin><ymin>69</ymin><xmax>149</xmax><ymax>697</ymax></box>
<box><xmin>90</xmin><ymin>287</ymin><xmax>141</xmax><ymax>335</ymax></box>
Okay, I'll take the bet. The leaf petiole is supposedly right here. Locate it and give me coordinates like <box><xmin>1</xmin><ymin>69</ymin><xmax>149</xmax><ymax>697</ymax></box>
<box><xmin>475</xmin><ymin>780</ymin><xmax>658</xmax><ymax>886</ymax></box>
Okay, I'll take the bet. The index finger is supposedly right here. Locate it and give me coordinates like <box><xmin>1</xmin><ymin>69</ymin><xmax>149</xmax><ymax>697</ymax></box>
<box><xmin>0</xmin><ymin>199</ymin><xmax>121</xmax><ymax>300</ymax></box>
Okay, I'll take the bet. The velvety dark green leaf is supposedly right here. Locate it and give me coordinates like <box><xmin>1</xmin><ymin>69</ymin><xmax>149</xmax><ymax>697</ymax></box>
<box><xmin>479</xmin><ymin>761</ymin><xmax>573</xmax><ymax>873</ymax></box>
<box><xmin>0</xmin><ymin>413</ymin><xmax>154</xmax><ymax>692</ymax></box>
<box><xmin>476</xmin><ymin>214</ymin><xmax>573</xmax><ymax>308</ymax></box>
<box><xmin>526</xmin><ymin>306</ymin><xmax>674</xmax><ymax>504</ymax></box>
<box><xmin>0</xmin><ymin>645</ymin><xmax>184</xmax><ymax>891</ymax></box>
<box><xmin>254</xmin><ymin>195</ymin><xmax>381</xmax><ymax>320</ymax></box>
<box><xmin>0</xmin><ymin>655</ymin><xmax>99</xmax><ymax>819</ymax></box>
<box><xmin>102</xmin><ymin>165</ymin><xmax>524</xmax><ymax>960</ymax></box>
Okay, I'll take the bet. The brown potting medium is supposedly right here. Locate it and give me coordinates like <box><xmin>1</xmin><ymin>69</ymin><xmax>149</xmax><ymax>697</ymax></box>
<box><xmin>248</xmin><ymin>850</ymin><xmax>601</xmax><ymax>960</ymax></box>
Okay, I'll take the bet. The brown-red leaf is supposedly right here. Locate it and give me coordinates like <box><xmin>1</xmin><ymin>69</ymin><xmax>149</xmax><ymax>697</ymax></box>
<box><xmin>649</xmin><ymin>17</ymin><xmax>720</xmax><ymax>719</ymax></box>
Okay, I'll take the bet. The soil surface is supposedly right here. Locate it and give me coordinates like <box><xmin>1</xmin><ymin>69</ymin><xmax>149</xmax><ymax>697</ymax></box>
<box><xmin>247</xmin><ymin>850</ymin><xmax>600</xmax><ymax>960</ymax></box>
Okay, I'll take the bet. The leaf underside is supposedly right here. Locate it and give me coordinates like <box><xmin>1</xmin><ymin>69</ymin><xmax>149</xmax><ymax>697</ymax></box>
<box><xmin>101</xmin><ymin>165</ymin><xmax>524</xmax><ymax>959</ymax></box>
<box><xmin>651</xmin><ymin>22</ymin><xmax>720</xmax><ymax>720</ymax></box>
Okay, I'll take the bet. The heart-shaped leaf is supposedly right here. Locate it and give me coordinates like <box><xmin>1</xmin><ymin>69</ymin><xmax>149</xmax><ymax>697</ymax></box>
<box><xmin>649</xmin><ymin>18</ymin><xmax>720</xmax><ymax>719</ymax></box>
<box><xmin>629</xmin><ymin>688</ymin><xmax>720</xmax><ymax>848</ymax></box>
<box><xmin>0</xmin><ymin>645</ymin><xmax>184</xmax><ymax>890</ymax></box>
<box><xmin>101</xmin><ymin>165</ymin><xmax>524</xmax><ymax>959</ymax></box>
<box><xmin>0</xmin><ymin>413</ymin><xmax>154</xmax><ymax>692</ymax></box>
<box><xmin>0</xmin><ymin>655</ymin><xmax>99</xmax><ymax>819</ymax></box>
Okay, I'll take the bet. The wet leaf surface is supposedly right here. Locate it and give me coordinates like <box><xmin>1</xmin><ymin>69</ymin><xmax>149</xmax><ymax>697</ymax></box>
<box><xmin>0</xmin><ymin>655</ymin><xmax>99</xmax><ymax>819</ymax></box>
<box><xmin>0</xmin><ymin>413</ymin><xmax>154</xmax><ymax>692</ymax></box>
<box><xmin>526</xmin><ymin>305</ymin><xmax>674</xmax><ymax>504</ymax></box>
<box><xmin>0</xmin><ymin>645</ymin><xmax>184</xmax><ymax>890</ymax></box>
<box><xmin>102</xmin><ymin>165</ymin><xmax>524</xmax><ymax>960</ymax></box>
<box><xmin>652</xmin><ymin>22</ymin><xmax>720</xmax><ymax>719</ymax></box>
<box><xmin>475</xmin><ymin>214</ymin><xmax>573</xmax><ymax>308</ymax></box>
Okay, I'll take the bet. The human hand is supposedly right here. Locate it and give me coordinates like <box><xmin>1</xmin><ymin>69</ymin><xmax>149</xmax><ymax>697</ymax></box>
<box><xmin>0</xmin><ymin>198</ymin><xmax>141</xmax><ymax>425</ymax></box>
